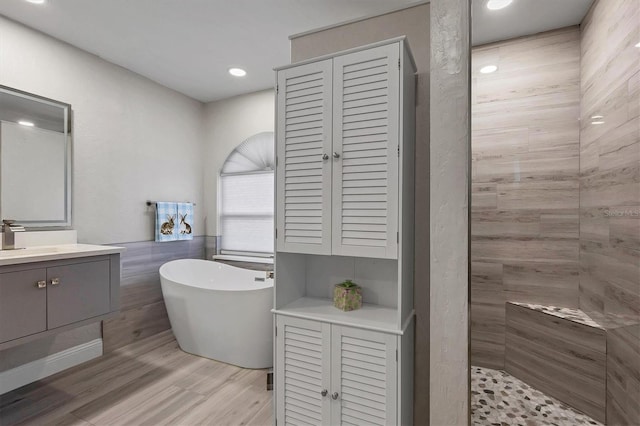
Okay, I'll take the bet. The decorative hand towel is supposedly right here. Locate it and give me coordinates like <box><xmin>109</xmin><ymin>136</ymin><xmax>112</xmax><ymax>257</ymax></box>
<box><xmin>177</xmin><ymin>202</ymin><xmax>194</xmax><ymax>240</ymax></box>
<box><xmin>155</xmin><ymin>202</ymin><xmax>178</xmax><ymax>242</ymax></box>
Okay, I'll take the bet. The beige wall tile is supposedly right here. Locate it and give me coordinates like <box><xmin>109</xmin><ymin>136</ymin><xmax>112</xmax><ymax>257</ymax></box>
<box><xmin>579</xmin><ymin>0</ymin><xmax>640</xmax><ymax>340</ymax></box>
<box><xmin>471</xmin><ymin>27</ymin><xmax>581</xmax><ymax>368</ymax></box>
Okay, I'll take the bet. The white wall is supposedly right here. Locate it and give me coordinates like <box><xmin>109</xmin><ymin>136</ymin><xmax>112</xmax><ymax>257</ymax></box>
<box><xmin>0</xmin><ymin>16</ymin><xmax>205</xmax><ymax>244</ymax></box>
<box><xmin>203</xmin><ymin>89</ymin><xmax>275</xmax><ymax>236</ymax></box>
<box><xmin>0</xmin><ymin>16</ymin><xmax>207</xmax><ymax>374</ymax></box>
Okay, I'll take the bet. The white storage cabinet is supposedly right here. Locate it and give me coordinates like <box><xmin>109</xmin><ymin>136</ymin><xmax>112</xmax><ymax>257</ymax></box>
<box><xmin>273</xmin><ymin>37</ymin><xmax>416</xmax><ymax>426</ymax></box>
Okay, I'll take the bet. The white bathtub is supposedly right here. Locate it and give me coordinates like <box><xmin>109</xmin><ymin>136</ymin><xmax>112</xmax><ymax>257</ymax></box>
<box><xmin>159</xmin><ymin>259</ymin><xmax>273</xmax><ymax>369</ymax></box>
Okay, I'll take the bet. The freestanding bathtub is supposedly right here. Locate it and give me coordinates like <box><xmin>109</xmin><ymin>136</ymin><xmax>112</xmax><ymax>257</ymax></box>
<box><xmin>159</xmin><ymin>259</ymin><xmax>273</xmax><ymax>369</ymax></box>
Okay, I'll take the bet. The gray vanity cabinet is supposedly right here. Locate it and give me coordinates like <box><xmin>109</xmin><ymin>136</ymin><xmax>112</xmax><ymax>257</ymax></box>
<box><xmin>0</xmin><ymin>253</ymin><xmax>120</xmax><ymax>349</ymax></box>
<box><xmin>47</xmin><ymin>260</ymin><xmax>111</xmax><ymax>329</ymax></box>
<box><xmin>0</xmin><ymin>269</ymin><xmax>47</xmax><ymax>342</ymax></box>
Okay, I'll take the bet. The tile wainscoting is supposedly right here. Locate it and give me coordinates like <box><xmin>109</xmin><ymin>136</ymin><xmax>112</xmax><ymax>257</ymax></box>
<box><xmin>102</xmin><ymin>237</ymin><xmax>207</xmax><ymax>352</ymax></box>
<box><xmin>204</xmin><ymin>236</ymin><xmax>220</xmax><ymax>261</ymax></box>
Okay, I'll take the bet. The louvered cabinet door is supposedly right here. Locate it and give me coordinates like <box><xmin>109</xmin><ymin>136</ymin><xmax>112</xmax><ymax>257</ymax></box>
<box><xmin>276</xmin><ymin>60</ymin><xmax>333</xmax><ymax>255</ymax></box>
<box><xmin>330</xmin><ymin>326</ymin><xmax>398</xmax><ymax>426</ymax></box>
<box><xmin>276</xmin><ymin>316</ymin><xmax>331</xmax><ymax>426</ymax></box>
<box><xmin>332</xmin><ymin>44</ymin><xmax>400</xmax><ymax>259</ymax></box>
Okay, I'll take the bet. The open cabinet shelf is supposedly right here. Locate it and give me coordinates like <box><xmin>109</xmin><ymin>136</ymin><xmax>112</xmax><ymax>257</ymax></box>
<box><xmin>273</xmin><ymin>296</ymin><xmax>404</xmax><ymax>334</ymax></box>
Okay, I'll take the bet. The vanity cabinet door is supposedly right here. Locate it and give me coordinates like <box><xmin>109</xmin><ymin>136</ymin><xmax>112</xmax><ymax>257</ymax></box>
<box><xmin>47</xmin><ymin>260</ymin><xmax>110</xmax><ymax>329</ymax></box>
<box><xmin>0</xmin><ymin>269</ymin><xmax>47</xmax><ymax>343</ymax></box>
<box><xmin>276</xmin><ymin>59</ymin><xmax>334</xmax><ymax>256</ymax></box>
<box><xmin>331</xmin><ymin>43</ymin><xmax>400</xmax><ymax>259</ymax></box>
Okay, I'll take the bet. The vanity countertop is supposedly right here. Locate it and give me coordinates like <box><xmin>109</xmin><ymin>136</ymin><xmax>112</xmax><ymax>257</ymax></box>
<box><xmin>0</xmin><ymin>244</ymin><xmax>125</xmax><ymax>267</ymax></box>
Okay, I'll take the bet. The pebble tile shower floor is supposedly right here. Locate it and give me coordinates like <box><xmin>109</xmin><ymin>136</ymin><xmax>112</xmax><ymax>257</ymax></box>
<box><xmin>471</xmin><ymin>366</ymin><xmax>602</xmax><ymax>426</ymax></box>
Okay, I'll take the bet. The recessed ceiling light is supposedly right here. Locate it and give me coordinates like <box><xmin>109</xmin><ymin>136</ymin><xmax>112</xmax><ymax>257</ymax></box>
<box><xmin>25</xmin><ymin>0</ymin><xmax>46</xmax><ymax>4</ymax></box>
<box><xmin>591</xmin><ymin>115</ymin><xmax>604</xmax><ymax>119</ymax></box>
<box><xmin>480</xmin><ymin>65</ymin><xmax>498</xmax><ymax>74</ymax></box>
<box><xmin>228</xmin><ymin>68</ymin><xmax>247</xmax><ymax>77</ymax></box>
<box><xmin>18</xmin><ymin>120</ymin><xmax>35</xmax><ymax>127</ymax></box>
<box><xmin>487</xmin><ymin>0</ymin><xmax>513</xmax><ymax>10</ymax></box>
<box><xmin>591</xmin><ymin>121</ymin><xmax>605</xmax><ymax>125</ymax></box>
<box><xmin>636</xmin><ymin>41</ymin><xmax>640</xmax><ymax>48</ymax></box>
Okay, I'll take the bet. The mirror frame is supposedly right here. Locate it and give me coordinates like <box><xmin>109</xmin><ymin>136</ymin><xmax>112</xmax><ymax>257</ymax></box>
<box><xmin>0</xmin><ymin>85</ymin><xmax>72</xmax><ymax>229</ymax></box>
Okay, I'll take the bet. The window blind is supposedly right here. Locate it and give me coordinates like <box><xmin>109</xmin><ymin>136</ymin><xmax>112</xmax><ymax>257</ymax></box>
<box><xmin>220</xmin><ymin>172</ymin><xmax>274</xmax><ymax>254</ymax></box>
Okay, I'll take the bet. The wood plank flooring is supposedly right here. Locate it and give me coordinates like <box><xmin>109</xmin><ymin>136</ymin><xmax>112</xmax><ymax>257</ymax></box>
<box><xmin>0</xmin><ymin>331</ymin><xmax>272</xmax><ymax>426</ymax></box>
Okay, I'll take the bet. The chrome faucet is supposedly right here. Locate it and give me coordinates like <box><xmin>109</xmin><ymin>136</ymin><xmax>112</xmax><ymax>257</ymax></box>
<box><xmin>2</xmin><ymin>220</ymin><xmax>25</xmax><ymax>250</ymax></box>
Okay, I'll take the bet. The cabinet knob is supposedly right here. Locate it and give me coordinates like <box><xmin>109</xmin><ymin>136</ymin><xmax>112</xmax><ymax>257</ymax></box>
<box><xmin>36</xmin><ymin>280</ymin><xmax>47</xmax><ymax>289</ymax></box>
<box><xmin>321</xmin><ymin>389</ymin><xmax>328</xmax><ymax>397</ymax></box>
<box><xmin>332</xmin><ymin>152</ymin><xmax>340</xmax><ymax>159</ymax></box>
<box><xmin>322</xmin><ymin>153</ymin><xmax>329</xmax><ymax>161</ymax></box>
<box><xmin>331</xmin><ymin>392</ymin><xmax>339</xmax><ymax>400</ymax></box>
<box><xmin>50</xmin><ymin>278</ymin><xmax>60</xmax><ymax>286</ymax></box>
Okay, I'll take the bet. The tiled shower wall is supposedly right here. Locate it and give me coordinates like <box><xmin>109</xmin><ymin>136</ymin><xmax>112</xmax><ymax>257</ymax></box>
<box><xmin>579</xmin><ymin>0</ymin><xmax>639</xmax><ymax>424</ymax></box>
<box><xmin>578</xmin><ymin>0</ymin><xmax>639</xmax><ymax>326</ymax></box>
<box><xmin>471</xmin><ymin>27</ymin><xmax>582</xmax><ymax>369</ymax></box>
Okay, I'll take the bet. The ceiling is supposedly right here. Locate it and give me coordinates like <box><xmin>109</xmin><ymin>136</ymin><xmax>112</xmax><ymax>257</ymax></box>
<box><xmin>472</xmin><ymin>0</ymin><xmax>595</xmax><ymax>46</ymax></box>
<box><xmin>0</xmin><ymin>0</ymin><xmax>594</xmax><ymax>103</ymax></box>
<box><xmin>0</xmin><ymin>0</ymin><xmax>418</xmax><ymax>102</ymax></box>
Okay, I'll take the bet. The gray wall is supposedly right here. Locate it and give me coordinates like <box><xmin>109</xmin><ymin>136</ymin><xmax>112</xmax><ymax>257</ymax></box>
<box><xmin>429</xmin><ymin>0</ymin><xmax>470</xmax><ymax>424</ymax></box>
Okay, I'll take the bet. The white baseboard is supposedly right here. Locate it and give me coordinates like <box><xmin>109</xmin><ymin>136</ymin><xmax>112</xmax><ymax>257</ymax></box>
<box><xmin>0</xmin><ymin>338</ymin><xmax>103</xmax><ymax>395</ymax></box>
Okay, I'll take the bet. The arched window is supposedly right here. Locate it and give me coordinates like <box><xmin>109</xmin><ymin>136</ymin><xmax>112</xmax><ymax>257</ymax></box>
<box><xmin>219</xmin><ymin>132</ymin><xmax>274</xmax><ymax>255</ymax></box>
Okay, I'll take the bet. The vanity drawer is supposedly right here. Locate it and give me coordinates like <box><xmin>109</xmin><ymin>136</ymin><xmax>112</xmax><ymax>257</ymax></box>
<box><xmin>0</xmin><ymin>269</ymin><xmax>47</xmax><ymax>343</ymax></box>
<box><xmin>47</xmin><ymin>260</ymin><xmax>111</xmax><ymax>329</ymax></box>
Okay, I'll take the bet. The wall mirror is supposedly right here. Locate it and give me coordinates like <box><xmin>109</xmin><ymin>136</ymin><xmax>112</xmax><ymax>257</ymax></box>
<box><xmin>0</xmin><ymin>86</ymin><xmax>71</xmax><ymax>228</ymax></box>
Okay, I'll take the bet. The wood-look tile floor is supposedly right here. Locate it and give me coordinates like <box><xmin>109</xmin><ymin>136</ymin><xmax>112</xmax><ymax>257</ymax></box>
<box><xmin>0</xmin><ymin>331</ymin><xmax>272</xmax><ymax>426</ymax></box>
